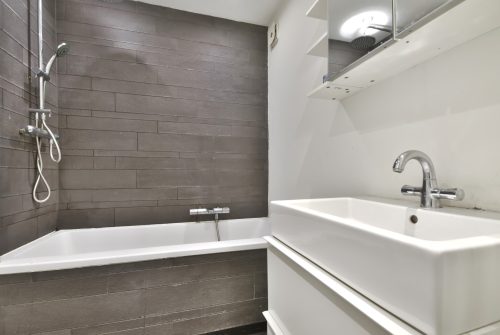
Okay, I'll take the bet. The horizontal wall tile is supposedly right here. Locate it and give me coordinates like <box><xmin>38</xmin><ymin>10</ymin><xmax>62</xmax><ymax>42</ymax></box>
<box><xmin>0</xmin><ymin>219</ymin><xmax>37</xmax><ymax>255</ymax></box>
<box><xmin>60</xmin><ymin>129</ymin><xmax>137</xmax><ymax>150</ymax></box>
<box><xmin>1</xmin><ymin>4</ymin><xmax>28</xmax><ymax>49</ymax></box>
<box><xmin>67</xmin><ymin>200</ymin><xmax>157</xmax><ymax>210</ymax></box>
<box><xmin>138</xmin><ymin>133</ymin><xmax>214</xmax><ymax>153</ymax></box>
<box><xmin>33</xmin><ymin>276</ymin><xmax>107</xmax><ymax>303</ymax></box>
<box><xmin>91</xmin><ymin>77</ymin><xmax>177</xmax><ymax>97</ymax></box>
<box><xmin>65</xmin><ymin>1</ymin><xmax>155</xmax><ymax>33</ymax></box>
<box><xmin>58</xmin><ymin>75</ymin><xmax>92</xmax><ymax>89</ymax></box>
<box><xmin>157</xmin><ymin>67</ymin><xmax>265</xmax><ymax>94</ymax></box>
<box><xmin>60</xmin><ymin>170</ymin><xmax>136</xmax><ymax>189</ymax></box>
<box><xmin>57</xmin><ymin>208</ymin><xmax>114</xmax><ymax>229</ymax></box>
<box><xmin>145</xmin><ymin>275</ymin><xmax>254</xmax><ymax>316</ymax></box>
<box><xmin>114</xmin><ymin>205</ymin><xmax>191</xmax><ymax>226</ymax></box>
<box><xmin>145</xmin><ymin>296</ymin><xmax>266</xmax><ymax>326</ymax></box>
<box><xmin>214</xmin><ymin>137</ymin><xmax>267</xmax><ymax>154</ymax></box>
<box><xmin>145</xmin><ymin>300</ymin><xmax>265</xmax><ymax>335</ymax></box>
<box><xmin>94</xmin><ymin>150</ymin><xmax>179</xmax><ymax>158</ymax></box>
<box><xmin>0</xmin><ymin>302</ymin><xmax>32</xmax><ymax>334</ymax></box>
<box><xmin>59</xmin><ymin>190</ymin><xmax>93</xmax><ymax>203</ymax></box>
<box><xmin>108</xmin><ymin>254</ymin><xmax>264</xmax><ymax>293</ymax></box>
<box><xmin>0</xmin><ymin>29</ymin><xmax>24</xmax><ymax>60</ymax></box>
<box><xmin>67</xmin><ymin>55</ymin><xmax>157</xmax><ymax>83</ymax></box>
<box><xmin>59</xmin><ymin>108</ymin><xmax>92</xmax><ymax>117</ymax></box>
<box><xmin>116</xmin><ymin>157</ymin><xmax>212</xmax><ymax>170</ymax></box>
<box><xmin>92</xmin><ymin>110</ymin><xmax>177</xmax><ymax>123</ymax></box>
<box><xmin>93</xmin><ymin>157</ymin><xmax>116</xmax><ymax>169</ymax></box>
<box><xmin>137</xmin><ymin>170</ymin><xmax>215</xmax><ymax>188</ymax></box>
<box><xmin>158</xmin><ymin>122</ymin><xmax>231</xmax><ymax>137</ymax></box>
<box><xmin>65</xmin><ymin>41</ymin><xmax>137</xmax><ymax>62</ymax></box>
<box><xmin>177</xmin><ymin>185</ymin><xmax>266</xmax><ymax>201</ymax></box>
<box><xmin>59</xmin><ymin>156</ymin><xmax>95</xmax><ymax>170</ymax></box>
<box><xmin>231</xmin><ymin>126</ymin><xmax>267</xmax><ymax>139</ymax></box>
<box><xmin>28</xmin><ymin>290</ymin><xmax>145</xmax><ymax>333</ymax></box>
<box><xmin>0</xmin><ymin>167</ymin><xmax>31</xmax><ymax>196</ymax></box>
<box><xmin>0</xmin><ymin>195</ymin><xmax>24</xmax><ymax>217</ymax></box>
<box><xmin>59</xmin><ymin>88</ymin><xmax>115</xmax><ymax>111</ymax></box>
<box><xmin>67</xmin><ymin>116</ymin><xmax>157</xmax><ymax>132</ymax></box>
<box><xmin>116</xmin><ymin>93</ymin><xmax>262</xmax><ymax>121</ymax></box>
<box><xmin>91</xmin><ymin>188</ymin><xmax>177</xmax><ymax>202</ymax></box>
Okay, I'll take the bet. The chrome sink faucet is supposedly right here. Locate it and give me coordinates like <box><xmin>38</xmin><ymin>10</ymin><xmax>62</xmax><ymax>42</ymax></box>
<box><xmin>393</xmin><ymin>150</ymin><xmax>464</xmax><ymax>208</ymax></box>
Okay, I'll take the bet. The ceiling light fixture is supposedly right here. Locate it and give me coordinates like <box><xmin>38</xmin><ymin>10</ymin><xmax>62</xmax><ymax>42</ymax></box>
<box><xmin>340</xmin><ymin>11</ymin><xmax>389</xmax><ymax>39</ymax></box>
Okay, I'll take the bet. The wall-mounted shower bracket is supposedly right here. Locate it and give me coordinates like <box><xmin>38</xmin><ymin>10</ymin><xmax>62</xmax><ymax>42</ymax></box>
<box><xmin>36</xmin><ymin>70</ymin><xmax>51</xmax><ymax>82</ymax></box>
<box><xmin>28</xmin><ymin>108</ymin><xmax>52</xmax><ymax>117</ymax></box>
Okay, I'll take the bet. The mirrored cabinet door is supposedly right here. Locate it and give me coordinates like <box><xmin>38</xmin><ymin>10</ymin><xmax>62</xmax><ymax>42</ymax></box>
<box><xmin>396</xmin><ymin>0</ymin><xmax>456</xmax><ymax>34</ymax></box>
<box><xmin>327</xmin><ymin>0</ymin><xmax>394</xmax><ymax>81</ymax></box>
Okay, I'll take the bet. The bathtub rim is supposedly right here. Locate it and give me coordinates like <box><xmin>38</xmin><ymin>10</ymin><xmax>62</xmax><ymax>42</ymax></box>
<box><xmin>0</xmin><ymin>218</ymin><xmax>270</xmax><ymax>275</ymax></box>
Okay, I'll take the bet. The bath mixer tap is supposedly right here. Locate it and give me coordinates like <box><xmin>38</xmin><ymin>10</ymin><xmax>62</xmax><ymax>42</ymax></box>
<box><xmin>393</xmin><ymin>150</ymin><xmax>464</xmax><ymax>208</ymax></box>
<box><xmin>189</xmin><ymin>207</ymin><xmax>230</xmax><ymax>241</ymax></box>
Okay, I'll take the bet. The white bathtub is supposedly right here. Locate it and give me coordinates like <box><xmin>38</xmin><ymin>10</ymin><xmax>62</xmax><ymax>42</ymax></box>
<box><xmin>0</xmin><ymin>218</ymin><xmax>270</xmax><ymax>275</ymax></box>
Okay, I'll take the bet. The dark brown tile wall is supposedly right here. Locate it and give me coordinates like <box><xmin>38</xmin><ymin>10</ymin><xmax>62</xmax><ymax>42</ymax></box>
<box><xmin>0</xmin><ymin>250</ymin><xmax>268</xmax><ymax>334</ymax></box>
<box><xmin>56</xmin><ymin>0</ymin><xmax>269</xmax><ymax>229</ymax></box>
<box><xmin>0</xmin><ymin>0</ymin><xmax>60</xmax><ymax>254</ymax></box>
<box><xmin>2</xmin><ymin>4</ymin><xmax>268</xmax><ymax>333</ymax></box>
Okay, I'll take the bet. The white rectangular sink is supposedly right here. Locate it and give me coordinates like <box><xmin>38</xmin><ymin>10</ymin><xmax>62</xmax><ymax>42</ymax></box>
<box><xmin>271</xmin><ymin>197</ymin><xmax>500</xmax><ymax>335</ymax></box>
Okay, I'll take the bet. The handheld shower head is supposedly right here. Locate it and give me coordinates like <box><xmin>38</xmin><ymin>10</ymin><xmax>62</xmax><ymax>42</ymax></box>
<box><xmin>45</xmin><ymin>42</ymin><xmax>70</xmax><ymax>78</ymax></box>
<box><xmin>56</xmin><ymin>42</ymin><xmax>70</xmax><ymax>57</ymax></box>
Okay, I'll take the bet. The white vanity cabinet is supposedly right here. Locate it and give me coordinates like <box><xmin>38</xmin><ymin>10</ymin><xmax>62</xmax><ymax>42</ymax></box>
<box><xmin>263</xmin><ymin>237</ymin><xmax>422</xmax><ymax>335</ymax></box>
<box><xmin>264</xmin><ymin>214</ymin><xmax>500</xmax><ymax>335</ymax></box>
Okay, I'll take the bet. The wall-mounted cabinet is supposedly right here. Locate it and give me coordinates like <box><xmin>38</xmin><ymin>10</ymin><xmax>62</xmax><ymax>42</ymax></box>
<box><xmin>306</xmin><ymin>0</ymin><xmax>500</xmax><ymax>100</ymax></box>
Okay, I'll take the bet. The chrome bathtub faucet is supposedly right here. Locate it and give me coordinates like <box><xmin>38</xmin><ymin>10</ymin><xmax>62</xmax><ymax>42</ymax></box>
<box><xmin>189</xmin><ymin>207</ymin><xmax>230</xmax><ymax>241</ymax></box>
<box><xmin>392</xmin><ymin>150</ymin><xmax>465</xmax><ymax>208</ymax></box>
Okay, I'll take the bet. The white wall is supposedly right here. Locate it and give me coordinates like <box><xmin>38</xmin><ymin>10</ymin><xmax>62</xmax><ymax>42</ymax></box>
<box><xmin>268</xmin><ymin>0</ymin><xmax>500</xmax><ymax>211</ymax></box>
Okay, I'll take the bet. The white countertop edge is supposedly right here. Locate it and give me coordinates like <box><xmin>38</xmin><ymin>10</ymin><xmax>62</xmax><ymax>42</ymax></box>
<box><xmin>264</xmin><ymin>236</ymin><xmax>423</xmax><ymax>335</ymax></box>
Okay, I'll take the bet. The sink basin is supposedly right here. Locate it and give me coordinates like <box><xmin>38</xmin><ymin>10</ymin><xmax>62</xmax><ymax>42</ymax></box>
<box><xmin>270</xmin><ymin>197</ymin><xmax>500</xmax><ymax>335</ymax></box>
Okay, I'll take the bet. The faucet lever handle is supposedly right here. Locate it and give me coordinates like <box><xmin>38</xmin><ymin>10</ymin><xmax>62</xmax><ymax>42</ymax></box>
<box><xmin>401</xmin><ymin>185</ymin><xmax>422</xmax><ymax>197</ymax></box>
<box><xmin>431</xmin><ymin>188</ymin><xmax>465</xmax><ymax>201</ymax></box>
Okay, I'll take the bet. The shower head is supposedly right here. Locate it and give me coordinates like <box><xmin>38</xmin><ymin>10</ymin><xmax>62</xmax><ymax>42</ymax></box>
<box><xmin>350</xmin><ymin>35</ymin><xmax>376</xmax><ymax>50</ymax></box>
<box><xmin>350</xmin><ymin>24</ymin><xmax>392</xmax><ymax>50</ymax></box>
<box><xmin>56</xmin><ymin>42</ymin><xmax>70</xmax><ymax>57</ymax></box>
<box><xmin>45</xmin><ymin>42</ymin><xmax>70</xmax><ymax>77</ymax></box>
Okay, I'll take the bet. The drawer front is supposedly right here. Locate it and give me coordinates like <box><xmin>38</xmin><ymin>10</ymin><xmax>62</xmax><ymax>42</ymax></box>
<box><xmin>267</xmin><ymin>247</ymin><xmax>391</xmax><ymax>335</ymax></box>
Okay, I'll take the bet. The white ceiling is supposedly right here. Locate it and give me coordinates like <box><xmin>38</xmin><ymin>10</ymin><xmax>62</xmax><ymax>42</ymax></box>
<box><xmin>136</xmin><ymin>0</ymin><xmax>285</xmax><ymax>26</ymax></box>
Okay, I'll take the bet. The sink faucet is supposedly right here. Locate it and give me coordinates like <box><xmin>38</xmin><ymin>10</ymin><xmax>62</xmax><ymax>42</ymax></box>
<box><xmin>393</xmin><ymin>150</ymin><xmax>464</xmax><ymax>208</ymax></box>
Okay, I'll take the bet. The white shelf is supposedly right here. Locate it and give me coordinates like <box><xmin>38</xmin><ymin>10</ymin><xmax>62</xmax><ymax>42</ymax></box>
<box><xmin>308</xmin><ymin>82</ymin><xmax>362</xmax><ymax>100</ymax></box>
<box><xmin>306</xmin><ymin>32</ymin><xmax>328</xmax><ymax>57</ymax></box>
<box><xmin>309</xmin><ymin>0</ymin><xmax>500</xmax><ymax>100</ymax></box>
<box><xmin>306</xmin><ymin>0</ymin><xmax>327</xmax><ymax>20</ymax></box>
